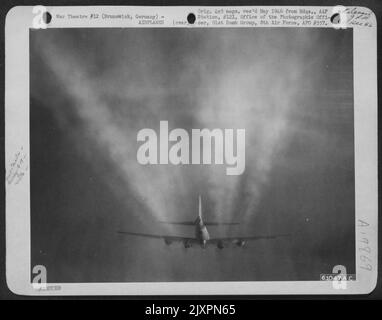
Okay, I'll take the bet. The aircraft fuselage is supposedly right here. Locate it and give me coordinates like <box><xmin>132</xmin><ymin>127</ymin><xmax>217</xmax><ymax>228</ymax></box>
<box><xmin>195</xmin><ymin>218</ymin><xmax>210</xmax><ymax>248</ymax></box>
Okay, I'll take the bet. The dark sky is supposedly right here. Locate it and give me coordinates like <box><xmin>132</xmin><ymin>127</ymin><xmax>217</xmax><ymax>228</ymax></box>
<box><xmin>30</xmin><ymin>27</ymin><xmax>354</xmax><ymax>282</ymax></box>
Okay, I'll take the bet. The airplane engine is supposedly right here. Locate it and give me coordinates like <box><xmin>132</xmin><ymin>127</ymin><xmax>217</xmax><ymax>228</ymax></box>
<box><xmin>217</xmin><ymin>241</ymin><xmax>224</xmax><ymax>249</ymax></box>
<box><xmin>164</xmin><ymin>238</ymin><xmax>172</xmax><ymax>246</ymax></box>
<box><xmin>236</xmin><ymin>240</ymin><xmax>246</xmax><ymax>247</ymax></box>
<box><xmin>184</xmin><ymin>241</ymin><xmax>192</xmax><ymax>248</ymax></box>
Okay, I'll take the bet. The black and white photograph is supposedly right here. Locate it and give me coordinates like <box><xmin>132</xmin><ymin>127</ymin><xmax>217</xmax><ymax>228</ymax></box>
<box><xmin>29</xmin><ymin>26</ymin><xmax>356</xmax><ymax>283</ymax></box>
<box><xmin>3</xmin><ymin>5</ymin><xmax>378</xmax><ymax>296</ymax></box>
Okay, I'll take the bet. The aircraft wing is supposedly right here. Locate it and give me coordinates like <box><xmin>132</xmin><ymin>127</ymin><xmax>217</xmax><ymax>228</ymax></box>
<box><xmin>209</xmin><ymin>234</ymin><xmax>291</xmax><ymax>244</ymax></box>
<box><xmin>159</xmin><ymin>221</ymin><xmax>239</xmax><ymax>226</ymax></box>
<box><xmin>118</xmin><ymin>231</ymin><xmax>196</xmax><ymax>243</ymax></box>
<box><xmin>204</xmin><ymin>222</ymin><xmax>239</xmax><ymax>226</ymax></box>
<box><xmin>159</xmin><ymin>221</ymin><xmax>195</xmax><ymax>226</ymax></box>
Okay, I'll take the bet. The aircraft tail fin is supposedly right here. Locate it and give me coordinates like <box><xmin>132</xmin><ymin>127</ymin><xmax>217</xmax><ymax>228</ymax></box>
<box><xmin>198</xmin><ymin>195</ymin><xmax>202</xmax><ymax>220</ymax></box>
<box><xmin>161</xmin><ymin>196</ymin><xmax>239</xmax><ymax>226</ymax></box>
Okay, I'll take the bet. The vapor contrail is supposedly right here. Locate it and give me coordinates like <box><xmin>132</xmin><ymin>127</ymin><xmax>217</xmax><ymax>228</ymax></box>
<box><xmin>32</xmin><ymin>28</ymin><xmax>321</xmax><ymax>231</ymax></box>
<box><xmin>191</xmin><ymin>30</ymin><xmax>319</xmax><ymax>223</ymax></box>
<box><xmin>31</xmin><ymin>33</ymin><xmax>194</xmax><ymax>231</ymax></box>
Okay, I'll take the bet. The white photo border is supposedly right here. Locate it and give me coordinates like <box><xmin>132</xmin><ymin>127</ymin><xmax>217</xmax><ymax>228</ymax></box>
<box><xmin>5</xmin><ymin>6</ymin><xmax>378</xmax><ymax>295</ymax></box>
